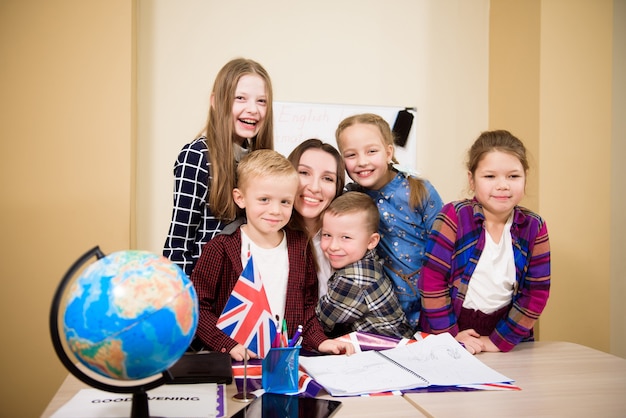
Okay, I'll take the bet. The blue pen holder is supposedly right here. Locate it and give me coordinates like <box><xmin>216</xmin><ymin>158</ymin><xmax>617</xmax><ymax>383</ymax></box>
<box><xmin>262</xmin><ymin>346</ymin><xmax>300</xmax><ymax>394</ymax></box>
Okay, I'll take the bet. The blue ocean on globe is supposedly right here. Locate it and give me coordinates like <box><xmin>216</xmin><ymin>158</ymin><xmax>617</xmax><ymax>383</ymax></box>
<box><xmin>63</xmin><ymin>250</ymin><xmax>198</xmax><ymax>380</ymax></box>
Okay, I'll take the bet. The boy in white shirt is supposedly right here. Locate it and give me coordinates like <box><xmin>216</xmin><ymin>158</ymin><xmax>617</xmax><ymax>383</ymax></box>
<box><xmin>191</xmin><ymin>149</ymin><xmax>355</xmax><ymax>360</ymax></box>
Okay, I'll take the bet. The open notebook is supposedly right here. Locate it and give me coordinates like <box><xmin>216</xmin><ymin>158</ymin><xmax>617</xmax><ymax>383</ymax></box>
<box><xmin>299</xmin><ymin>333</ymin><xmax>513</xmax><ymax>396</ymax></box>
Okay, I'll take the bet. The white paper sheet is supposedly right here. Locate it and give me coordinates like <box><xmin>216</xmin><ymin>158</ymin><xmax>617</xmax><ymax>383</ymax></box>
<box><xmin>299</xmin><ymin>333</ymin><xmax>513</xmax><ymax>396</ymax></box>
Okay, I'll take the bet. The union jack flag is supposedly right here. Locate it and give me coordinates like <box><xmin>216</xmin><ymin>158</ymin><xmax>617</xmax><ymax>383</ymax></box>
<box><xmin>216</xmin><ymin>256</ymin><xmax>277</xmax><ymax>358</ymax></box>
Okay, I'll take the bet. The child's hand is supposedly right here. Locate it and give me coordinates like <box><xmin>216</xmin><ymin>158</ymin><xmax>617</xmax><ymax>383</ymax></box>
<box><xmin>455</xmin><ymin>329</ymin><xmax>485</xmax><ymax>354</ymax></box>
<box><xmin>477</xmin><ymin>335</ymin><xmax>500</xmax><ymax>353</ymax></box>
<box><xmin>229</xmin><ymin>344</ymin><xmax>258</xmax><ymax>361</ymax></box>
<box><xmin>317</xmin><ymin>339</ymin><xmax>356</xmax><ymax>356</ymax></box>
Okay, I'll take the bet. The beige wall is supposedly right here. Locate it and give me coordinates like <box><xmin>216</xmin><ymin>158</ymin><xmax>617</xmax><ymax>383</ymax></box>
<box><xmin>611</xmin><ymin>0</ymin><xmax>626</xmax><ymax>358</ymax></box>
<box><xmin>0</xmin><ymin>1</ymin><xmax>135</xmax><ymax>416</ymax></box>
<box><xmin>538</xmin><ymin>0</ymin><xmax>615</xmax><ymax>353</ymax></box>
<box><xmin>0</xmin><ymin>0</ymin><xmax>622</xmax><ymax>416</ymax></box>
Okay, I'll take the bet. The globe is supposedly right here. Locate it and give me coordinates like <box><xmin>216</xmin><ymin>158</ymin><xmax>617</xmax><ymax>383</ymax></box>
<box><xmin>61</xmin><ymin>249</ymin><xmax>199</xmax><ymax>380</ymax></box>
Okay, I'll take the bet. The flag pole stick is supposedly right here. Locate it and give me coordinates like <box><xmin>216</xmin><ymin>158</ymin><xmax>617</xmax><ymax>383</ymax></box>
<box><xmin>232</xmin><ymin>351</ymin><xmax>256</xmax><ymax>403</ymax></box>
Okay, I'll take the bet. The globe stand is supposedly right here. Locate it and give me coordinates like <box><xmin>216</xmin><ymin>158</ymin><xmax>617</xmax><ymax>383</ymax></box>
<box><xmin>49</xmin><ymin>246</ymin><xmax>172</xmax><ymax>418</ymax></box>
<box><xmin>131</xmin><ymin>390</ymin><xmax>149</xmax><ymax>418</ymax></box>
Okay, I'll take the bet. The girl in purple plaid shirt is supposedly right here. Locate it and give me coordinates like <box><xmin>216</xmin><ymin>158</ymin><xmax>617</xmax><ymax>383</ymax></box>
<box><xmin>419</xmin><ymin>130</ymin><xmax>550</xmax><ymax>354</ymax></box>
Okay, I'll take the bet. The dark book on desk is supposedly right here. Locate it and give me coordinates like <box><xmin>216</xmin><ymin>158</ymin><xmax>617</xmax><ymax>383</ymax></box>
<box><xmin>167</xmin><ymin>352</ymin><xmax>233</xmax><ymax>384</ymax></box>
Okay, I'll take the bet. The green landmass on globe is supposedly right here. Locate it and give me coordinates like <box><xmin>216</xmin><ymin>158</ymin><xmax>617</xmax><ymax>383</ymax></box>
<box><xmin>63</xmin><ymin>250</ymin><xmax>198</xmax><ymax>380</ymax></box>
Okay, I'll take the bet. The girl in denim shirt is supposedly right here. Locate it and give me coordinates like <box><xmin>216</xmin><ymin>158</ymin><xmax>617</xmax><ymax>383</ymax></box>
<box><xmin>336</xmin><ymin>113</ymin><xmax>443</xmax><ymax>329</ymax></box>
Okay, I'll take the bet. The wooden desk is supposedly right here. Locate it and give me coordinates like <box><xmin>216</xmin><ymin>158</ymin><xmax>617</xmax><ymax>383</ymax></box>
<box><xmin>404</xmin><ymin>341</ymin><xmax>626</xmax><ymax>417</ymax></box>
<box><xmin>41</xmin><ymin>341</ymin><xmax>625</xmax><ymax>417</ymax></box>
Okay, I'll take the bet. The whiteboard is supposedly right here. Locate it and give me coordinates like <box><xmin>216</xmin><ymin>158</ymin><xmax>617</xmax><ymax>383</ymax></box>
<box><xmin>273</xmin><ymin>101</ymin><xmax>418</xmax><ymax>170</ymax></box>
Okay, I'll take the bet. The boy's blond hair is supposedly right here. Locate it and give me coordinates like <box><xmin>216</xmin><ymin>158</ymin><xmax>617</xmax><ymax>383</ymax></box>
<box><xmin>324</xmin><ymin>192</ymin><xmax>379</xmax><ymax>234</ymax></box>
<box><xmin>236</xmin><ymin>149</ymin><xmax>298</xmax><ymax>190</ymax></box>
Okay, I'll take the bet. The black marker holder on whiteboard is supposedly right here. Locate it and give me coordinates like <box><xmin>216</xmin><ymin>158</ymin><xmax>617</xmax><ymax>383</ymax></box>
<box><xmin>392</xmin><ymin>109</ymin><xmax>415</xmax><ymax>148</ymax></box>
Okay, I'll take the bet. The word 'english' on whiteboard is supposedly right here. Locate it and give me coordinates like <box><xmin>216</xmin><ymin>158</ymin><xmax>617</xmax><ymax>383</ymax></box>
<box><xmin>272</xmin><ymin>101</ymin><xmax>418</xmax><ymax>170</ymax></box>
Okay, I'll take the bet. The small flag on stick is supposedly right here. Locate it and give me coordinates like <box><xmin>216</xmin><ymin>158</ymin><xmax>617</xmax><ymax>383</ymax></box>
<box><xmin>216</xmin><ymin>256</ymin><xmax>276</xmax><ymax>358</ymax></box>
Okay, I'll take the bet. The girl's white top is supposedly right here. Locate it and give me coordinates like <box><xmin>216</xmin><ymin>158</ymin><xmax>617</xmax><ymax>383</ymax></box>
<box><xmin>463</xmin><ymin>215</ymin><xmax>516</xmax><ymax>314</ymax></box>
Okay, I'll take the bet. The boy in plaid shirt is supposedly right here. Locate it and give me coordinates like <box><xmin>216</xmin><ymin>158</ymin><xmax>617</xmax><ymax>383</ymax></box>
<box><xmin>316</xmin><ymin>192</ymin><xmax>414</xmax><ymax>339</ymax></box>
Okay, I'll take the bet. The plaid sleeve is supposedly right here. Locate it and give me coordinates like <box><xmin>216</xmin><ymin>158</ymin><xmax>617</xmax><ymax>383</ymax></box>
<box><xmin>163</xmin><ymin>139</ymin><xmax>212</xmax><ymax>276</ymax></box>
<box><xmin>284</xmin><ymin>230</ymin><xmax>328</xmax><ymax>351</ymax></box>
<box><xmin>316</xmin><ymin>271</ymin><xmax>368</xmax><ymax>332</ymax></box>
<box><xmin>191</xmin><ymin>235</ymin><xmax>240</xmax><ymax>353</ymax></box>
<box><xmin>492</xmin><ymin>213</ymin><xmax>551</xmax><ymax>352</ymax></box>
<box><xmin>418</xmin><ymin>203</ymin><xmax>460</xmax><ymax>335</ymax></box>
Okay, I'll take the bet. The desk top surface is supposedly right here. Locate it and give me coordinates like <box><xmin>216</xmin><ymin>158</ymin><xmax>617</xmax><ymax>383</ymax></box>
<box><xmin>41</xmin><ymin>341</ymin><xmax>626</xmax><ymax>418</ymax></box>
<box><xmin>404</xmin><ymin>340</ymin><xmax>626</xmax><ymax>418</ymax></box>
